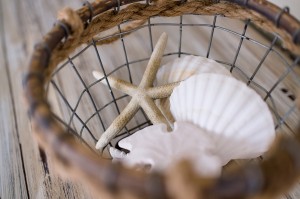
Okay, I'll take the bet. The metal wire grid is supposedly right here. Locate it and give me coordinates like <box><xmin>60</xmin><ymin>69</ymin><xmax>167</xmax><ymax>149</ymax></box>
<box><xmin>46</xmin><ymin>14</ymin><xmax>300</xmax><ymax>155</ymax></box>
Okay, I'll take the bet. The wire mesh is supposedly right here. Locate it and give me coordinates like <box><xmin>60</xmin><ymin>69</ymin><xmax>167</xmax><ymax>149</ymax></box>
<box><xmin>46</xmin><ymin>13</ymin><xmax>300</xmax><ymax>163</ymax></box>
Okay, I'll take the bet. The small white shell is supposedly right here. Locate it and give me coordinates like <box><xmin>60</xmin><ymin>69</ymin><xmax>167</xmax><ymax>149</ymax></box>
<box><xmin>170</xmin><ymin>74</ymin><xmax>275</xmax><ymax>165</ymax></box>
<box><xmin>155</xmin><ymin>55</ymin><xmax>232</xmax><ymax>123</ymax></box>
<box><xmin>110</xmin><ymin>122</ymin><xmax>222</xmax><ymax>177</ymax></box>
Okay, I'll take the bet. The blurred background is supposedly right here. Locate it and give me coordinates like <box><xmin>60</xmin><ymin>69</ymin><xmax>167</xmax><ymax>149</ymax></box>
<box><xmin>271</xmin><ymin>0</ymin><xmax>300</xmax><ymax>19</ymax></box>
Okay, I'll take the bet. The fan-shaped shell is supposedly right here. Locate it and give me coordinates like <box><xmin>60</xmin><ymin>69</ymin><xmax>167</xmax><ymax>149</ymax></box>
<box><xmin>156</xmin><ymin>55</ymin><xmax>231</xmax><ymax>85</ymax></box>
<box><xmin>110</xmin><ymin>122</ymin><xmax>222</xmax><ymax>177</ymax></box>
<box><xmin>170</xmin><ymin>74</ymin><xmax>275</xmax><ymax>164</ymax></box>
<box><xmin>155</xmin><ymin>55</ymin><xmax>232</xmax><ymax>124</ymax></box>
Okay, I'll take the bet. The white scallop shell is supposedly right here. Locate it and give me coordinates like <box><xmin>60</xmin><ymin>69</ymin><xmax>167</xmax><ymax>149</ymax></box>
<box><xmin>170</xmin><ymin>74</ymin><xmax>275</xmax><ymax>165</ymax></box>
<box><xmin>156</xmin><ymin>55</ymin><xmax>231</xmax><ymax>86</ymax></box>
<box><xmin>110</xmin><ymin>122</ymin><xmax>222</xmax><ymax>177</ymax></box>
<box><xmin>155</xmin><ymin>55</ymin><xmax>232</xmax><ymax>124</ymax></box>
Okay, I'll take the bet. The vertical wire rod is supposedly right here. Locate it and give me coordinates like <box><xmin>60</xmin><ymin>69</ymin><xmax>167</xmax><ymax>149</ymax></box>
<box><xmin>117</xmin><ymin>25</ymin><xmax>149</xmax><ymax>131</ymax></box>
<box><xmin>117</xmin><ymin>25</ymin><xmax>133</xmax><ymax>84</ymax></box>
<box><xmin>50</xmin><ymin>80</ymin><xmax>96</xmax><ymax>141</ymax></box>
<box><xmin>147</xmin><ymin>18</ymin><xmax>154</xmax><ymax>52</ymax></box>
<box><xmin>67</xmin><ymin>58</ymin><xmax>106</xmax><ymax>133</ymax></box>
<box><xmin>264</xmin><ymin>56</ymin><xmax>300</xmax><ymax>101</ymax></box>
<box><xmin>247</xmin><ymin>36</ymin><xmax>278</xmax><ymax>85</ymax></box>
<box><xmin>206</xmin><ymin>15</ymin><xmax>217</xmax><ymax>58</ymax></box>
<box><xmin>230</xmin><ymin>19</ymin><xmax>250</xmax><ymax>72</ymax></box>
<box><xmin>92</xmin><ymin>39</ymin><xmax>122</xmax><ymax>115</ymax></box>
<box><xmin>178</xmin><ymin>16</ymin><xmax>183</xmax><ymax>58</ymax></box>
<box><xmin>275</xmin><ymin>104</ymin><xmax>297</xmax><ymax>130</ymax></box>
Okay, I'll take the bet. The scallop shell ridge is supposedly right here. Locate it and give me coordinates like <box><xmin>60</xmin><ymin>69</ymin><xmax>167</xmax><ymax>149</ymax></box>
<box><xmin>170</xmin><ymin>74</ymin><xmax>275</xmax><ymax>164</ymax></box>
<box><xmin>155</xmin><ymin>55</ymin><xmax>232</xmax><ymax>123</ymax></box>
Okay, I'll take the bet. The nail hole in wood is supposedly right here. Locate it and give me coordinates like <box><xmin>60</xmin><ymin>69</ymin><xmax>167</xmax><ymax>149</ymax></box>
<box><xmin>288</xmin><ymin>94</ymin><xmax>296</xmax><ymax>101</ymax></box>
<box><xmin>281</xmin><ymin>88</ymin><xmax>288</xmax><ymax>93</ymax></box>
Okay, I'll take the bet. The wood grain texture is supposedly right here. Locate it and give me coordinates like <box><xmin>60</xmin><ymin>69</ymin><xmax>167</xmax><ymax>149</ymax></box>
<box><xmin>0</xmin><ymin>0</ymin><xmax>92</xmax><ymax>198</ymax></box>
<box><xmin>1</xmin><ymin>0</ymin><xmax>300</xmax><ymax>198</ymax></box>
<box><xmin>0</xmin><ymin>1</ymin><xmax>28</xmax><ymax>198</ymax></box>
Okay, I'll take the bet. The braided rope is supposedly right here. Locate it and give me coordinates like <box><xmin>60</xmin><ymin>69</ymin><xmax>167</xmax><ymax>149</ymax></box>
<box><xmin>45</xmin><ymin>0</ymin><xmax>300</xmax><ymax>81</ymax></box>
<box><xmin>94</xmin><ymin>19</ymin><xmax>148</xmax><ymax>45</ymax></box>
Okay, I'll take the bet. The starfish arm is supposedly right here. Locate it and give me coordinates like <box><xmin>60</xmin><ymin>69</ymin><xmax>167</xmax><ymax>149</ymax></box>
<box><xmin>96</xmin><ymin>100</ymin><xmax>140</xmax><ymax>149</ymax></box>
<box><xmin>146</xmin><ymin>82</ymin><xmax>180</xmax><ymax>99</ymax></box>
<box><xmin>139</xmin><ymin>32</ymin><xmax>168</xmax><ymax>88</ymax></box>
<box><xmin>140</xmin><ymin>96</ymin><xmax>171</xmax><ymax>129</ymax></box>
<box><xmin>93</xmin><ymin>70</ymin><xmax>137</xmax><ymax>96</ymax></box>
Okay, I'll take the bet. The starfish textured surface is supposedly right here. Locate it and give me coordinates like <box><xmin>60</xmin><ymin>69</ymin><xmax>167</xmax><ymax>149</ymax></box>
<box><xmin>93</xmin><ymin>33</ymin><xmax>179</xmax><ymax>149</ymax></box>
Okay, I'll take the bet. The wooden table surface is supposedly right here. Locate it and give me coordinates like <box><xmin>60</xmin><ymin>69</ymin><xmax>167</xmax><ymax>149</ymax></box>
<box><xmin>1</xmin><ymin>0</ymin><xmax>300</xmax><ymax>198</ymax></box>
<box><xmin>0</xmin><ymin>1</ymin><xmax>95</xmax><ymax>198</ymax></box>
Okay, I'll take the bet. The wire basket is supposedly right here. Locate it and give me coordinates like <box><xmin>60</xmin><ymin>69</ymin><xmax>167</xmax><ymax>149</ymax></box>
<box><xmin>24</xmin><ymin>0</ymin><xmax>300</xmax><ymax>198</ymax></box>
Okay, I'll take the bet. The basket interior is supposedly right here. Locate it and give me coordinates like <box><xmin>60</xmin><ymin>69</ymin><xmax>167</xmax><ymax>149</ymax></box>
<box><xmin>46</xmin><ymin>14</ymin><xmax>300</xmax><ymax>158</ymax></box>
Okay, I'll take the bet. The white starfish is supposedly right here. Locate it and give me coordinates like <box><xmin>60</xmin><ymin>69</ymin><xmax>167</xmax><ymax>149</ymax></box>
<box><xmin>93</xmin><ymin>33</ymin><xmax>179</xmax><ymax>149</ymax></box>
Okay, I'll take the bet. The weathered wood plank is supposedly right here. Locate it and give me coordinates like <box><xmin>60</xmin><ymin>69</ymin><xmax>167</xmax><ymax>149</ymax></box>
<box><xmin>0</xmin><ymin>1</ymin><xmax>29</xmax><ymax>198</ymax></box>
<box><xmin>1</xmin><ymin>0</ymin><xmax>92</xmax><ymax>198</ymax></box>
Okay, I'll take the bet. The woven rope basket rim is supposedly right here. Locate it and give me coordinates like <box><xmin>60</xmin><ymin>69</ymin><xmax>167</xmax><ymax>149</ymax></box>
<box><xmin>24</xmin><ymin>0</ymin><xmax>300</xmax><ymax>198</ymax></box>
